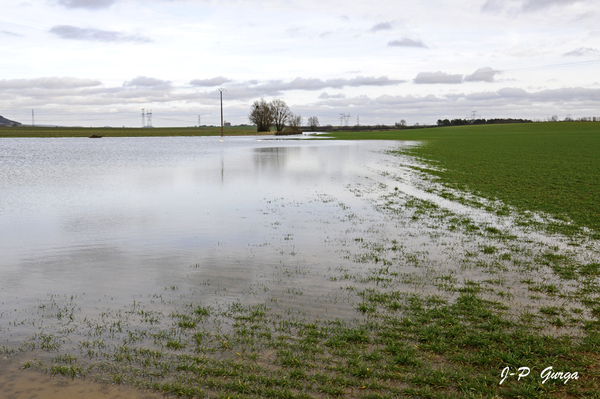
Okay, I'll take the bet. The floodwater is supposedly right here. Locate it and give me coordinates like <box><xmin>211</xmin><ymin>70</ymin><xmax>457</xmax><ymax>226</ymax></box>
<box><xmin>2</xmin><ymin>135</ymin><xmax>598</xmax><ymax>397</ymax></box>
<box><xmin>1</xmin><ymin>136</ymin><xmax>416</xmax><ymax>333</ymax></box>
<box><xmin>2</xmin><ymin>136</ymin><xmax>596</xmax><ymax>333</ymax></box>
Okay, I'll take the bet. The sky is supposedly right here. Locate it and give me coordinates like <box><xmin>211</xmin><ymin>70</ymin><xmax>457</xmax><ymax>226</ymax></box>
<box><xmin>1</xmin><ymin>0</ymin><xmax>600</xmax><ymax>127</ymax></box>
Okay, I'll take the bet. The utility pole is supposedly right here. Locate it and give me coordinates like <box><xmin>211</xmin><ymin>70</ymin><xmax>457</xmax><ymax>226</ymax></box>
<box><xmin>141</xmin><ymin>108</ymin><xmax>146</xmax><ymax>128</ymax></box>
<box><xmin>32</xmin><ymin>110</ymin><xmax>35</xmax><ymax>127</ymax></box>
<box><xmin>198</xmin><ymin>115</ymin><xmax>201</xmax><ymax>127</ymax></box>
<box><xmin>218</xmin><ymin>88</ymin><xmax>226</xmax><ymax>137</ymax></box>
<box><xmin>339</xmin><ymin>113</ymin><xmax>350</xmax><ymax>126</ymax></box>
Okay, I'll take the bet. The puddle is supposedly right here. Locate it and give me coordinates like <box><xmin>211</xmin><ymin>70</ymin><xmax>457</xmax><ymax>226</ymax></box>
<box><xmin>0</xmin><ymin>354</ymin><xmax>161</xmax><ymax>399</ymax></box>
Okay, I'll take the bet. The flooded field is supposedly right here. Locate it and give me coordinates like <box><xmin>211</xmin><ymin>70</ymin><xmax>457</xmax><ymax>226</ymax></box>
<box><xmin>1</xmin><ymin>136</ymin><xmax>599</xmax><ymax>398</ymax></box>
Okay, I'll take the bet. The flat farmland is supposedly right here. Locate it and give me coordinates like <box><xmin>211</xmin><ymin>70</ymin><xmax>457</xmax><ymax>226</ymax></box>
<box><xmin>328</xmin><ymin>122</ymin><xmax>600</xmax><ymax>236</ymax></box>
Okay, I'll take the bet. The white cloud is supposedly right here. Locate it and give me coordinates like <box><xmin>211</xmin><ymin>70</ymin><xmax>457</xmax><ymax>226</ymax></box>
<box><xmin>124</xmin><ymin>76</ymin><xmax>171</xmax><ymax>88</ymax></box>
<box><xmin>414</xmin><ymin>71</ymin><xmax>463</xmax><ymax>84</ymax></box>
<box><xmin>521</xmin><ymin>0</ymin><xmax>581</xmax><ymax>12</ymax></box>
<box><xmin>190</xmin><ymin>77</ymin><xmax>232</xmax><ymax>87</ymax></box>
<box><xmin>318</xmin><ymin>92</ymin><xmax>346</xmax><ymax>99</ymax></box>
<box><xmin>482</xmin><ymin>0</ymin><xmax>583</xmax><ymax>12</ymax></box>
<box><xmin>464</xmin><ymin>67</ymin><xmax>499</xmax><ymax>82</ymax></box>
<box><xmin>1</xmin><ymin>0</ymin><xmax>598</xmax><ymax>126</ymax></box>
<box><xmin>388</xmin><ymin>38</ymin><xmax>427</xmax><ymax>48</ymax></box>
<box><xmin>0</xmin><ymin>77</ymin><xmax>101</xmax><ymax>89</ymax></box>
<box><xmin>49</xmin><ymin>25</ymin><xmax>152</xmax><ymax>43</ymax></box>
<box><xmin>370</xmin><ymin>22</ymin><xmax>392</xmax><ymax>32</ymax></box>
<box><xmin>563</xmin><ymin>47</ymin><xmax>600</xmax><ymax>56</ymax></box>
<box><xmin>1</xmin><ymin>30</ymin><xmax>23</xmax><ymax>37</ymax></box>
<box><xmin>57</xmin><ymin>0</ymin><xmax>117</xmax><ymax>9</ymax></box>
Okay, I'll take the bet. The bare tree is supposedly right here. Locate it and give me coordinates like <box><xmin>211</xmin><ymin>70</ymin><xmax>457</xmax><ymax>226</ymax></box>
<box><xmin>248</xmin><ymin>98</ymin><xmax>273</xmax><ymax>132</ymax></box>
<box><xmin>271</xmin><ymin>99</ymin><xmax>292</xmax><ymax>132</ymax></box>
<box><xmin>287</xmin><ymin>114</ymin><xmax>302</xmax><ymax>133</ymax></box>
<box><xmin>394</xmin><ymin>119</ymin><xmax>407</xmax><ymax>129</ymax></box>
<box><xmin>308</xmin><ymin>116</ymin><xmax>319</xmax><ymax>130</ymax></box>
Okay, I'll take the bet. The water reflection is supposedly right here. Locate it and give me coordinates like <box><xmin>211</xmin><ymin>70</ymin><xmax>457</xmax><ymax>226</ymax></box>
<box><xmin>0</xmin><ymin>137</ymin><xmax>404</xmax><ymax>319</ymax></box>
<box><xmin>253</xmin><ymin>146</ymin><xmax>300</xmax><ymax>172</ymax></box>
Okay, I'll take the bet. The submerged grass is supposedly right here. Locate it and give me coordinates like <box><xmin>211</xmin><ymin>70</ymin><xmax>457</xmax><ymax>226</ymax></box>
<box><xmin>326</xmin><ymin>122</ymin><xmax>600</xmax><ymax>236</ymax></box>
<box><xmin>8</xmin><ymin>292</ymin><xmax>600</xmax><ymax>398</ymax></box>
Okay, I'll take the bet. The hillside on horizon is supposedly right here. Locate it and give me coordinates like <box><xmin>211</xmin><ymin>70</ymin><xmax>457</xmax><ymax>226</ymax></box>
<box><xmin>0</xmin><ymin>115</ymin><xmax>21</xmax><ymax>126</ymax></box>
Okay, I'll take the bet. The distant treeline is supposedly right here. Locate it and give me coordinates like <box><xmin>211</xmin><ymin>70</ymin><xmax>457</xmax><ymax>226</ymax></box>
<box><xmin>436</xmin><ymin>118</ymin><xmax>533</xmax><ymax>126</ymax></box>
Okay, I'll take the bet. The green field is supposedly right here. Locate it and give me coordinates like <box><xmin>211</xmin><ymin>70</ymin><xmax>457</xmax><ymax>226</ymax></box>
<box><xmin>327</xmin><ymin>122</ymin><xmax>600</xmax><ymax>236</ymax></box>
<box><xmin>0</xmin><ymin>125</ymin><xmax>259</xmax><ymax>137</ymax></box>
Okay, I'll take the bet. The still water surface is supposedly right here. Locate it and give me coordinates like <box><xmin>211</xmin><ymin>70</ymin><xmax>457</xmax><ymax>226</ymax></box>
<box><xmin>1</xmin><ymin>136</ymin><xmax>410</xmax><ymax>322</ymax></box>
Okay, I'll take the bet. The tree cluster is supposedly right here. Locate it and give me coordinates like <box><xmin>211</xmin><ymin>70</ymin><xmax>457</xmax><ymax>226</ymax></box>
<box><xmin>436</xmin><ymin>118</ymin><xmax>533</xmax><ymax>126</ymax></box>
<box><xmin>248</xmin><ymin>99</ymin><xmax>302</xmax><ymax>133</ymax></box>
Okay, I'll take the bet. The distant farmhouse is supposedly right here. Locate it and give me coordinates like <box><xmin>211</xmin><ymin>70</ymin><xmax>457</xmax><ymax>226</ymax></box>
<box><xmin>0</xmin><ymin>115</ymin><xmax>21</xmax><ymax>127</ymax></box>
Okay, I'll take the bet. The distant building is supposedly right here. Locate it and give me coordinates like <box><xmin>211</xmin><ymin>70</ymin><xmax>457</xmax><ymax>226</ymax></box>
<box><xmin>224</xmin><ymin>121</ymin><xmax>231</xmax><ymax>127</ymax></box>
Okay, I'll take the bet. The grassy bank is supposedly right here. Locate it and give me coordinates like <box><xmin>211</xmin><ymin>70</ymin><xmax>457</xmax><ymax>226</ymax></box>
<box><xmin>0</xmin><ymin>126</ymin><xmax>260</xmax><ymax>137</ymax></box>
<box><xmin>326</xmin><ymin>122</ymin><xmax>600</xmax><ymax>236</ymax></box>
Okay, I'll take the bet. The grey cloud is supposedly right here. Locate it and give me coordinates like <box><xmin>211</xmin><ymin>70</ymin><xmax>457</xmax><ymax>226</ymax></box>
<box><xmin>414</xmin><ymin>71</ymin><xmax>463</xmax><ymax>84</ymax></box>
<box><xmin>482</xmin><ymin>0</ymin><xmax>581</xmax><ymax>13</ymax></box>
<box><xmin>285</xmin><ymin>26</ymin><xmax>305</xmax><ymax>37</ymax></box>
<box><xmin>521</xmin><ymin>0</ymin><xmax>580</xmax><ymax>11</ymax></box>
<box><xmin>529</xmin><ymin>87</ymin><xmax>600</xmax><ymax>101</ymax></box>
<box><xmin>480</xmin><ymin>0</ymin><xmax>507</xmax><ymax>12</ymax></box>
<box><xmin>197</xmin><ymin>76</ymin><xmax>405</xmax><ymax>101</ymax></box>
<box><xmin>57</xmin><ymin>0</ymin><xmax>117</xmax><ymax>9</ymax></box>
<box><xmin>4</xmin><ymin>84</ymin><xmax>600</xmax><ymax>127</ymax></box>
<box><xmin>464</xmin><ymin>67</ymin><xmax>499</xmax><ymax>82</ymax></box>
<box><xmin>496</xmin><ymin>87</ymin><xmax>529</xmax><ymax>98</ymax></box>
<box><xmin>0</xmin><ymin>77</ymin><xmax>101</xmax><ymax>90</ymax></box>
<box><xmin>268</xmin><ymin>76</ymin><xmax>405</xmax><ymax>90</ymax></box>
<box><xmin>49</xmin><ymin>25</ymin><xmax>152</xmax><ymax>43</ymax></box>
<box><xmin>236</xmin><ymin>76</ymin><xmax>405</xmax><ymax>98</ymax></box>
<box><xmin>451</xmin><ymin>87</ymin><xmax>600</xmax><ymax>102</ymax></box>
<box><xmin>189</xmin><ymin>77</ymin><xmax>232</xmax><ymax>87</ymax></box>
<box><xmin>124</xmin><ymin>76</ymin><xmax>171</xmax><ymax>88</ymax></box>
<box><xmin>370</xmin><ymin>22</ymin><xmax>392</xmax><ymax>32</ymax></box>
<box><xmin>318</xmin><ymin>92</ymin><xmax>346</xmax><ymax>99</ymax></box>
<box><xmin>375</xmin><ymin>94</ymin><xmax>442</xmax><ymax>104</ymax></box>
<box><xmin>313</xmin><ymin>95</ymin><xmax>373</xmax><ymax>108</ymax></box>
<box><xmin>564</xmin><ymin>47</ymin><xmax>600</xmax><ymax>56</ymax></box>
<box><xmin>388</xmin><ymin>38</ymin><xmax>427</xmax><ymax>48</ymax></box>
<box><xmin>1</xmin><ymin>30</ymin><xmax>23</xmax><ymax>37</ymax></box>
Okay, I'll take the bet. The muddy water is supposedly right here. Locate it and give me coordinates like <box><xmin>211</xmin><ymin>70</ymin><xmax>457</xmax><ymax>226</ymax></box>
<box><xmin>0</xmin><ymin>354</ymin><xmax>161</xmax><ymax>399</ymax></box>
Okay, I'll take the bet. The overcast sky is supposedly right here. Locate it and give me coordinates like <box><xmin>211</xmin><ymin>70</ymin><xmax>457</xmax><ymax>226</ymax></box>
<box><xmin>1</xmin><ymin>0</ymin><xmax>600</xmax><ymax>127</ymax></box>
